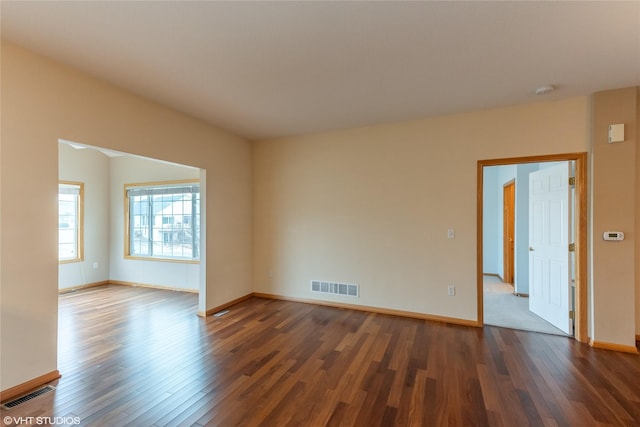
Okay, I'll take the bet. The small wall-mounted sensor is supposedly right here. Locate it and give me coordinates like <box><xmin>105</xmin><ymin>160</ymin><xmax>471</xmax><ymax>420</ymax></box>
<box><xmin>608</xmin><ymin>124</ymin><xmax>625</xmax><ymax>143</ymax></box>
<box><xmin>603</xmin><ymin>231</ymin><xmax>624</xmax><ymax>241</ymax></box>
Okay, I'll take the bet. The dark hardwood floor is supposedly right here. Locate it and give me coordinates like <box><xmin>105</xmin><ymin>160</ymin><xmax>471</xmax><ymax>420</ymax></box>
<box><xmin>2</xmin><ymin>284</ymin><xmax>639</xmax><ymax>426</ymax></box>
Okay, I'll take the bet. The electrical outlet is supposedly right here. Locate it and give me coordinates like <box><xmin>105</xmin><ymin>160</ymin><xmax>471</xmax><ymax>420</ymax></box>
<box><xmin>447</xmin><ymin>228</ymin><xmax>455</xmax><ymax>239</ymax></box>
<box><xmin>447</xmin><ymin>285</ymin><xmax>455</xmax><ymax>296</ymax></box>
<box><xmin>93</xmin><ymin>262</ymin><xmax>99</xmax><ymax>269</ymax></box>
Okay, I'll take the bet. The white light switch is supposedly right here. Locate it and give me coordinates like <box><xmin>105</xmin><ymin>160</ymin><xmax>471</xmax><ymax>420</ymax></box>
<box><xmin>447</xmin><ymin>228</ymin><xmax>455</xmax><ymax>239</ymax></box>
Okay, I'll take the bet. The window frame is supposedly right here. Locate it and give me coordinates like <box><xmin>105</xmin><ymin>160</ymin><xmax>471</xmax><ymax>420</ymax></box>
<box><xmin>58</xmin><ymin>181</ymin><xmax>84</xmax><ymax>263</ymax></box>
<box><xmin>124</xmin><ymin>179</ymin><xmax>200</xmax><ymax>263</ymax></box>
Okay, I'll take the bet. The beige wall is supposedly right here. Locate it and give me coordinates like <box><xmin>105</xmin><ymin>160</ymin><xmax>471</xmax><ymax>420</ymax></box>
<box><xmin>636</xmin><ymin>87</ymin><xmax>640</xmax><ymax>337</ymax></box>
<box><xmin>637</xmin><ymin>87</ymin><xmax>640</xmax><ymax>339</ymax></box>
<box><xmin>591</xmin><ymin>87</ymin><xmax>637</xmax><ymax>348</ymax></box>
<box><xmin>253</xmin><ymin>98</ymin><xmax>590</xmax><ymax>322</ymax></box>
<box><xmin>0</xmin><ymin>42</ymin><xmax>252</xmax><ymax>390</ymax></box>
<box><xmin>58</xmin><ymin>143</ymin><xmax>110</xmax><ymax>289</ymax></box>
<box><xmin>109</xmin><ymin>155</ymin><xmax>201</xmax><ymax>291</ymax></box>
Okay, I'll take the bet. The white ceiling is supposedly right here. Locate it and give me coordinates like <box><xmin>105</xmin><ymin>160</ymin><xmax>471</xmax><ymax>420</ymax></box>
<box><xmin>2</xmin><ymin>1</ymin><xmax>639</xmax><ymax>140</ymax></box>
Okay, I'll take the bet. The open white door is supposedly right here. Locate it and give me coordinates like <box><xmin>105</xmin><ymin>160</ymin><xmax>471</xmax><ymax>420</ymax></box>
<box><xmin>528</xmin><ymin>163</ymin><xmax>572</xmax><ymax>335</ymax></box>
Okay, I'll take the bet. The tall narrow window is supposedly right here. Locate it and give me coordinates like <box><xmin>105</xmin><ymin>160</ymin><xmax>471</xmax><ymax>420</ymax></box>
<box><xmin>125</xmin><ymin>180</ymin><xmax>200</xmax><ymax>261</ymax></box>
<box><xmin>58</xmin><ymin>182</ymin><xmax>84</xmax><ymax>262</ymax></box>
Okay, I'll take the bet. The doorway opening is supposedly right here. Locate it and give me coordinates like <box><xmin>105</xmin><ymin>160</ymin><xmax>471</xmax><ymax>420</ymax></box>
<box><xmin>57</xmin><ymin>139</ymin><xmax>207</xmax><ymax>313</ymax></box>
<box><xmin>477</xmin><ymin>153</ymin><xmax>587</xmax><ymax>342</ymax></box>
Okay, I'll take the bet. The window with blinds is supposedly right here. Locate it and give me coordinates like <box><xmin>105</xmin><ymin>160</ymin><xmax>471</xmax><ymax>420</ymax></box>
<box><xmin>125</xmin><ymin>181</ymin><xmax>200</xmax><ymax>261</ymax></box>
<box><xmin>59</xmin><ymin>182</ymin><xmax>83</xmax><ymax>262</ymax></box>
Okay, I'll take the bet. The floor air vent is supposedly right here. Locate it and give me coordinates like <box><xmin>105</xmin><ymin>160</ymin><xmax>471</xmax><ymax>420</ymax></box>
<box><xmin>213</xmin><ymin>310</ymin><xmax>230</xmax><ymax>317</ymax></box>
<box><xmin>1</xmin><ymin>385</ymin><xmax>55</xmax><ymax>409</ymax></box>
<box><xmin>311</xmin><ymin>280</ymin><xmax>359</xmax><ymax>297</ymax></box>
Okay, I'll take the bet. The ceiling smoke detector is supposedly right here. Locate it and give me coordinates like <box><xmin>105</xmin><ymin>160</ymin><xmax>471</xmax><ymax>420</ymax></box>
<box><xmin>535</xmin><ymin>85</ymin><xmax>555</xmax><ymax>95</ymax></box>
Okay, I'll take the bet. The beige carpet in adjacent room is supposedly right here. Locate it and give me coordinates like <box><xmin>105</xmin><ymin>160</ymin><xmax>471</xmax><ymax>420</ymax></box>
<box><xmin>483</xmin><ymin>275</ymin><xmax>567</xmax><ymax>336</ymax></box>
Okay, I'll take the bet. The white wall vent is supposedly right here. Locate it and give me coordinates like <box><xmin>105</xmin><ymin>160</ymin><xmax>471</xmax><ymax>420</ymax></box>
<box><xmin>311</xmin><ymin>280</ymin><xmax>359</xmax><ymax>297</ymax></box>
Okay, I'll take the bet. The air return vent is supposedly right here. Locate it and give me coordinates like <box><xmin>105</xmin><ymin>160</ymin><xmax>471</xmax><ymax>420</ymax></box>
<box><xmin>1</xmin><ymin>385</ymin><xmax>55</xmax><ymax>409</ymax></box>
<box><xmin>311</xmin><ymin>280</ymin><xmax>359</xmax><ymax>298</ymax></box>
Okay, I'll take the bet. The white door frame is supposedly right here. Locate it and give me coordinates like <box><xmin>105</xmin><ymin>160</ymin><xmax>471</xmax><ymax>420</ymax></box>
<box><xmin>477</xmin><ymin>153</ymin><xmax>588</xmax><ymax>343</ymax></box>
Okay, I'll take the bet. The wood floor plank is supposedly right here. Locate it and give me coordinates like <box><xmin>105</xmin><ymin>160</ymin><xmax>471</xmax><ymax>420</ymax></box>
<box><xmin>2</xmin><ymin>284</ymin><xmax>639</xmax><ymax>426</ymax></box>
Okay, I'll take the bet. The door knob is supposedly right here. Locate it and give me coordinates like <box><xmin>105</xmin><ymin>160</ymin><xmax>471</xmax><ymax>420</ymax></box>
<box><xmin>529</xmin><ymin>246</ymin><xmax>535</xmax><ymax>251</ymax></box>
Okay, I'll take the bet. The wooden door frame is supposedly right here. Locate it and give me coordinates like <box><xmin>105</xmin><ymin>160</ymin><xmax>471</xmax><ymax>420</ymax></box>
<box><xmin>477</xmin><ymin>153</ymin><xmax>588</xmax><ymax>342</ymax></box>
<box><xmin>503</xmin><ymin>180</ymin><xmax>515</xmax><ymax>284</ymax></box>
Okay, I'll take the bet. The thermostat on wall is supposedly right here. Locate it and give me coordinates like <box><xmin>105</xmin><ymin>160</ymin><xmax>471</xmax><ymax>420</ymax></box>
<box><xmin>603</xmin><ymin>231</ymin><xmax>624</xmax><ymax>241</ymax></box>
